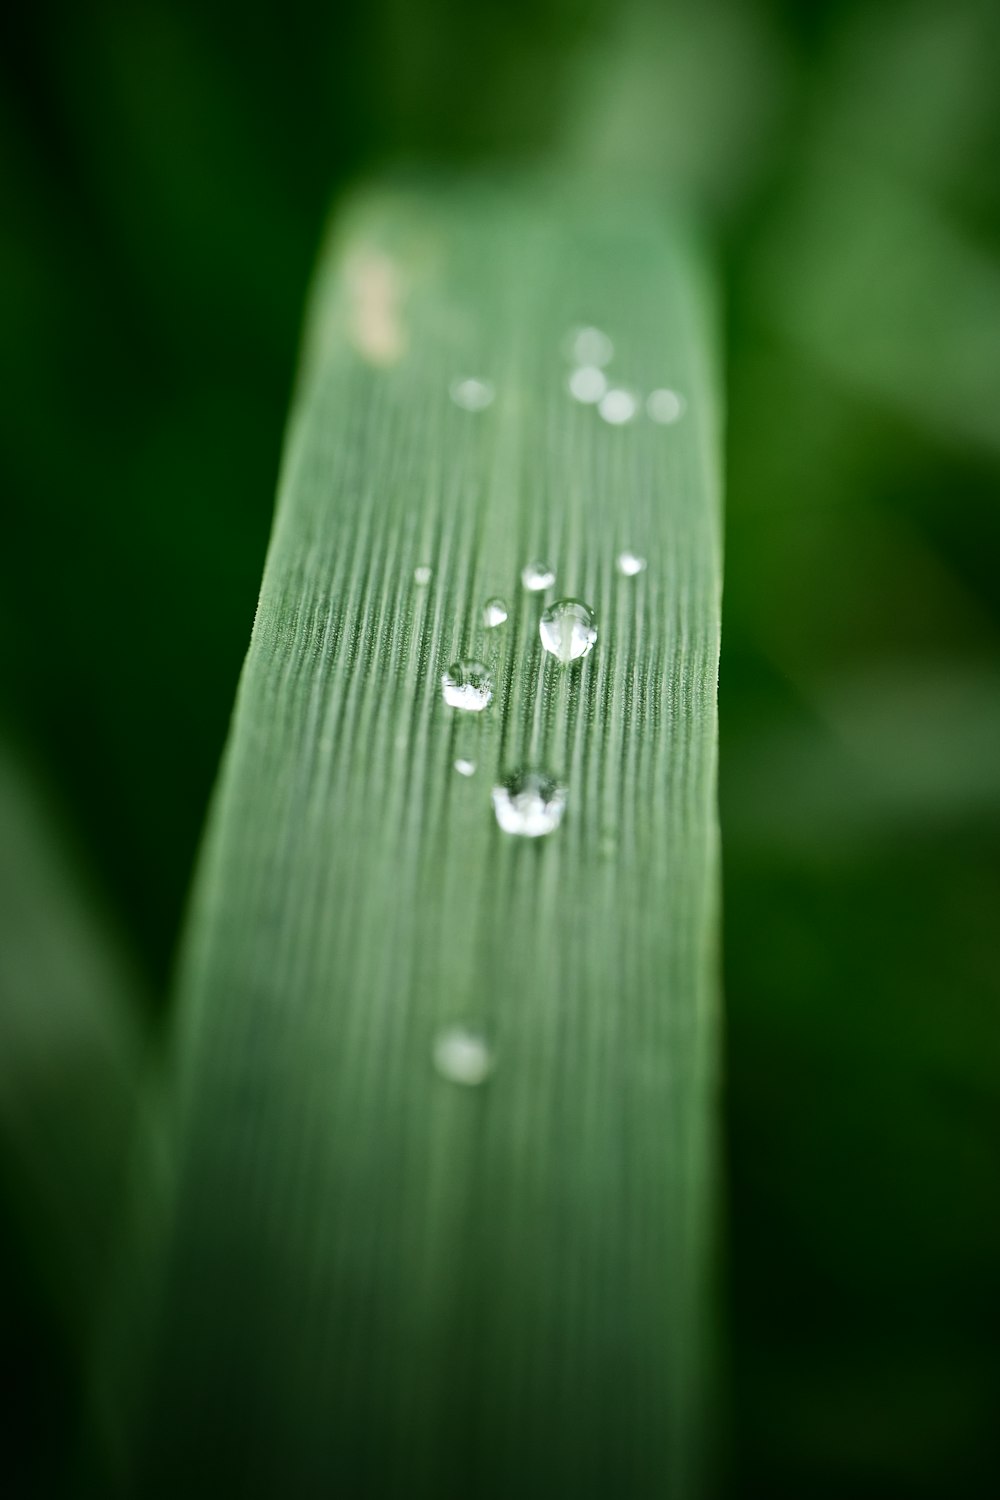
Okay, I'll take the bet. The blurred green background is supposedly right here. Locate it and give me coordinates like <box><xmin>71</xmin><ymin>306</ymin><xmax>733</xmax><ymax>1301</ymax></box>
<box><xmin>2</xmin><ymin>0</ymin><xmax>999</xmax><ymax>1494</ymax></box>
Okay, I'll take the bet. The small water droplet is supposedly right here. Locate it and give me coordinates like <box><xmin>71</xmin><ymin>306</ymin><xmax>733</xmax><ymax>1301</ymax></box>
<box><xmin>413</xmin><ymin>564</ymin><xmax>433</xmax><ymax>586</ymax></box>
<box><xmin>598</xmin><ymin>388</ymin><xmax>638</xmax><ymax>425</ymax></box>
<box><xmin>433</xmin><ymin>1025</ymin><xmax>495</xmax><ymax>1086</ymax></box>
<box><xmin>539</xmin><ymin>599</ymin><xmax>598</xmax><ymax>663</ymax></box>
<box><xmin>521</xmin><ymin>561</ymin><xmax>555</xmax><ymax>593</ymax></box>
<box><xmin>483</xmin><ymin>597</ymin><xmax>508</xmax><ymax>628</ymax></box>
<box><xmin>567</xmin><ymin>365</ymin><xmax>608</xmax><ymax>404</ymax></box>
<box><xmin>492</xmin><ymin>769</ymin><xmax>567</xmax><ymax>837</ymax></box>
<box><xmin>647</xmin><ymin>388</ymin><xmax>686</xmax><ymax>424</ymax></box>
<box><xmin>441</xmin><ymin>660</ymin><xmax>493</xmax><ymax>712</ymax></box>
<box><xmin>616</xmin><ymin>551</ymin><xmax>646</xmax><ymax>577</ymax></box>
<box><xmin>566</xmin><ymin>326</ymin><xmax>614</xmax><ymax>367</ymax></box>
<box><xmin>599</xmin><ymin>832</ymin><xmax>618</xmax><ymax>860</ymax></box>
<box><xmin>454</xmin><ymin>758</ymin><xmax>477</xmax><ymax>777</ymax></box>
<box><xmin>449</xmin><ymin>377</ymin><xmax>495</xmax><ymax>412</ymax></box>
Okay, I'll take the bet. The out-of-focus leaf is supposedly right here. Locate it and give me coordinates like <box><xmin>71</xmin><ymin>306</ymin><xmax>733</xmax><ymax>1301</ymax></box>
<box><xmin>750</xmin><ymin>162</ymin><xmax>1000</xmax><ymax>455</ymax></box>
<box><xmin>0</xmin><ymin>743</ymin><xmax>148</xmax><ymax>1336</ymax></box>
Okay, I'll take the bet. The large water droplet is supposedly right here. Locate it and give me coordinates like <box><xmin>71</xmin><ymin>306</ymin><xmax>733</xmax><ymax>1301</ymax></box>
<box><xmin>539</xmin><ymin>599</ymin><xmax>597</xmax><ymax>662</ymax></box>
<box><xmin>433</xmin><ymin>1025</ymin><xmax>495</xmax><ymax>1086</ymax></box>
<box><xmin>616</xmin><ymin>550</ymin><xmax>646</xmax><ymax>577</ymax></box>
<box><xmin>449</xmin><ymin>377</ymin><xmax>495</xmax><ymax>412</ymax></box>
<box><xmin>492</xmin><ymin>769</ymin><xmax>567</xmax><ymax>837</ymax></box>
<box><xmin>647</xmin><ymin>388</ymin><xmax>686</xmax><ymax>424</ymax></box>
<box><xmin>566</xmin><ymin>326</ymin><xmax>614</xmax><ymax>367</ymax></box>
<box><xmin>568</xmin><ymin>365</ymin><xmax>607</xmax><ymax>404</ymax></box>
<box><xmin>483</xmin><ymin>597</ymin><xmax>508</xmax><ymax>627</ymax></box>
<box><xmin>441</xmin><ymin>660</ymin><xmax>493</xmax><ymax>712</ymax></box>
<box><xmin>413</xmin><ymin>564</ymin><xmax>433</xmax><ymax>586</ymax></box>
<box><xmin>521</xmin><ymin>561</ymin><xmax>555</xmax><ymax>593</ymax></box>
<box><xmin>598</xmin><ymin>388</ymin><xmax>638</xmax><ymax>425</ymax></box>
<box><xmin>454</xmin><ymin>758</ymin><xmax>477</xmax><ymax>777</ymax></box>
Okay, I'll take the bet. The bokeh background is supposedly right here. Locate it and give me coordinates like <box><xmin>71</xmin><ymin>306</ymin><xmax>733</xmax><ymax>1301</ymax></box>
<box><xmin>2</xmin><ymin>0</ymin><xmax>999</xmax><ymax>1493</ymax></box>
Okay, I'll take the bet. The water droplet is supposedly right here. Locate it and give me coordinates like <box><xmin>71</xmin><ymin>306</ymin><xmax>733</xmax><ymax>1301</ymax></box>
<box><xmin>521</xmin><ymin>561</ymin><xmax>555</xmax><ymax>593</ymax></box>
<box><xmin>492</xmin><ymin>769</ymin><xmax>567</xmax><ymax>838</ymax></box>
<box><xmin>413</xmin><ymin>564</ymin><xmax>433</xmax><ymax>586</ymax></box>
<box><xmin>616</xmin><ymin>550</ymin><xmax>646</xmax><ymax>577</ymax></box>
<box><xmin>454</xmin><ymin>758</ymin><xmax>477</xmax><ymax>777</ymax></box>
<box><xmin>441</xmin><ymin>660</ymin><xmax>493</xmax><ymax>712</ymax></box>
<box><xmin>433</xmin><ymin>1025</ymin><xmax>495</xmax><ymax>1086</ymax></box>
<box><xmin>567</xmin><ymin>365</ymin><xmax>607</xmax><ymax>404</ymax></box>
<box><xmin>539</xmin><ymin>599</ymin><xmax>598</xmax><ymax>663</ymax></box>
<box><xmin>647</xmin><ymin>388</ymin><xmax>686</xmax><ymax>424</ymax></box>
<box><xmin>449</xmin><ymin>377</ymin><xmax>494</xmax><ymax>412</ymax></box>
<box><xmin>483</xmin><ymin>597</ymin><xmax>508</xmax><ymax>628</ymax></box>
<box><xmin>566</xmin><ymin>326</ymin><xmax>614</xmax><ymax>367</ymax></box>
<box><xmin>598</xmin><ymin>388</ymin><xmax>638</xmax><ymax>425</ymax></box>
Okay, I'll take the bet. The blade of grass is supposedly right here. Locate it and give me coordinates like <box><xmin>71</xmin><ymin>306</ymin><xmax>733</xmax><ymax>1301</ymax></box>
<box><xmin>112</xmin><ymin>175</ymin><xmax>723</xmax><ymax>1497</ymax></box>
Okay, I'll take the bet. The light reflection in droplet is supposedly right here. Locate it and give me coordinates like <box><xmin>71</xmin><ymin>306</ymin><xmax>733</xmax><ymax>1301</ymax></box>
<box><xmin>449</xmin><ymin>377</ymin><xmax>495</xmax><ymax>412</ymax></box>
<box><xmin>483</xmin><ymin>597</ymin><xmax>508</xmax><ymax>628</ymax></box>
<box><xmin>616</xmin><ymin>551</ymin><xmax>646</xmax><ymax>577</ymax></box>
<box><xmin>454</xmin><ymin>758</ymin><xmax>477</xmax><ymax>777</ymax></box>
<box><xmin>492</xmin><ymin>769</ymin><xmax>566</xmax><ymax>838</ymax></box>
<box><xmin>598</xmin><ymin>388</ymin><xmax>639</xmax><ymax>425</ymax></box>
<box><xmin>413</xmin><ymin>564</ymin><xmax>433</xmax><ymax>586</ymax></box>
<box><xmin>433</xmin><ymin>1025</ymin><xmax>495</xmax><ymax>1086</ymax></box>
<box><xmin>539</xmin><ymin>600</ymin><xmax>598</xmax><ymax>663</ymax></box>
<box><xmin>568</xmin><ymin>365</ymin><xmax>608</xmax><ymax>404</ymax></box>
<box><xmin>566</xmin><ymin>326</ymin><xmax>614</xmax><ymax>367</ymax></box>
<box><xmin>521</xmin><ymin>561</ymin><xmax>555</xmax><ymax>593</ymax></box>
<box><xmin>441</xmin><ymin>660</ymin><xmax>493</xmax><ymax>712</ymax></box>
<box><xmin>647</xmin><ymin>388</ymin><xmax>686</xmax><ymax>424</ymax></box>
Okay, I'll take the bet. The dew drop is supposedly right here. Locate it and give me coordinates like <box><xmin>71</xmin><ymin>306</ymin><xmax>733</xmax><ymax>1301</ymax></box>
<box><xmin>492</xmin><ymin>769</ymin><xmax>567</xmax><ymax>838</ymax></box>
<box><xmin>568</xmin><ymin>365</ymin><xmax>608</xmax><ymax>404</ymax></box>
<box><xmin>441</xmin><ymin>660</ymin><xmax>493</xmax><ymax>712</ymax></box>
<box><xmin>521</xmin><ymin>561</ymin><xmax>555</xmax><ymax>593</ymax></box>
<box><xmin>413</xmin><ymin>564</ymin><xmax>433</xmax><ymax>586</ymax></box>
<box><xmin>616</xmin><ymin>550</ymin><xmax>646</xmax><ymax>577</ymax></box>
<box><xmin>449</xmin><ymin>376</ymin><xmax>494</xmax><ymax>412</ymax></box>
<box><xmin>433</xmin><ymin>1025</ymin><xmax>495</xmax><ymax>1086</ymax></box>
<box><xmin>539</xmin><ymin>599</ymin><xmax>598</xmax><ymax>663</ymax></box>
<box><xmin>566</xmin><ymin>326</ymin><xmax>614</xmax><ymax>367</ymax></box>
<box><xmin>454</xmin><ymin>758</ymin><xmax>477</xmax><ymax>777</ymax></box>
<box><xmin>483</xmin><ymin>597</ymin><xmax>508</xmax><ymax>628</ymax></box>
<box><xmin>598</xmin><ymin>388</ymin><xmax>638</xmax><ymax>425</ymax></box>
<box><xmin>647</xmin><ymin>388</ymin><xmax>686</xmax><ymax>424</ymax></box>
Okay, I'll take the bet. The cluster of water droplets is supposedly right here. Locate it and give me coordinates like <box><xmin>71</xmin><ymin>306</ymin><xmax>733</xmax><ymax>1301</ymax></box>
<box><xmin>564</xmin><ymin>324</ymin><xmax>686</xmax><ymax>429</ymax></box>
<box><xmin>446</xmin><ymin>326</ymin><xmax>686</xmax><ymax>433</ymax></box>
<box><xmin>430</xmin><ymin>324</ymin><xmax>663</xmax><ymax>1083</ymax></box>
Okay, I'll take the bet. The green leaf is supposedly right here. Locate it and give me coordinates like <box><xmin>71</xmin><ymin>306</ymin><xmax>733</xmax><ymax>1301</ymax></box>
<box><xmin>114</xmin><ymin>176</ymin><xmax>723</xmax><ymax>1497</ymax></box>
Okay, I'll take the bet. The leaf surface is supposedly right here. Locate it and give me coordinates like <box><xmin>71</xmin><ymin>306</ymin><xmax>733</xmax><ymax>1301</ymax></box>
<box><xmin>124</xmin><ymin>177</ymin><xmax>723</xmax><ymax>1498</ymax></box>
